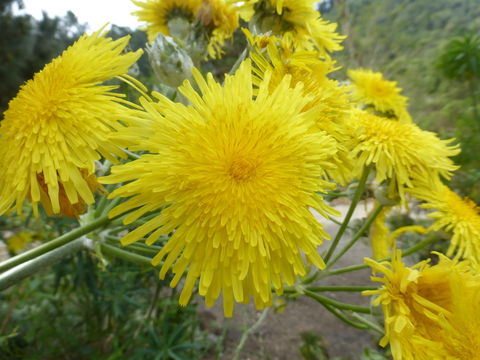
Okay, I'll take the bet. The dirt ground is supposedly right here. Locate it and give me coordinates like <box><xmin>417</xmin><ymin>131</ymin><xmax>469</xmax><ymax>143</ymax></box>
<box><xmin>200</xmin><ymin>200</ymin><xmax>381</xmax><ymax>360</ymax></box>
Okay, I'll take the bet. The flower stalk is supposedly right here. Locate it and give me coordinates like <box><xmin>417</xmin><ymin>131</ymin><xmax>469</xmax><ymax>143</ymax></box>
<box><xmin>324</xmin><ymin>166</ymin><xmax>371</xmax><ymax>263</ymax></box>
<box><xmin>0</xmin><ymin>214</ymin><xmax>113</xmax><ymax>273</ymax></box>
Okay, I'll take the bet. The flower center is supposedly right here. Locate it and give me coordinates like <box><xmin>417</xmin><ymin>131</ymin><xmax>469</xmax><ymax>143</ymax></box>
<box><xmin>229</xmin><ymin>157</ymin><xmax>258</xmax><ymax>182</ymax></box>
<box><xmin>371</xmin><ymin>83</ymin><xmax>393</xmax><ymax>98</ymax></box>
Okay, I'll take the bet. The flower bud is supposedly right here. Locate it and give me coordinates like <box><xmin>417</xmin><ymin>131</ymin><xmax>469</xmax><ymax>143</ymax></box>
<box><xmin>147</xmin><ymin>34</ymin><xmax>194</xmax><ymax>88</ymax></box>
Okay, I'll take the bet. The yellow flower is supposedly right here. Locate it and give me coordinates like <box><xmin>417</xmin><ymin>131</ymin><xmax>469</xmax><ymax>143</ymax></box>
<box><xmin>242</xmin><ymin>0</ymin><xmax>345</xmax><ymax>55</ymax></box>
<box><xmin>411</xmin><ymin>184</ymin><xmax>480</xmax><ymax>266</ymax></box>
<box><xmin>133</xmin><ymin>0</ymin><xmax>239</xmax><ymax>58</ymax></box>
<box><xmin>6</xmin><ymin>232</ymin><xmax>39</xmax><ymax>254</ymax></box>
<box><xmin>348</xmin><ymin>69</ymin><xmax>411</xmax><ymax>122</ymax></box>
<box><xmin>101</xmin><ymin>60</ymin><xmax>340</xmax><ymax>316</ymax></box>
<box><xmin>349</xmin><ymin>111</ymin><xmax>459</xmax><ymax>204</ymax></box>
<box><xmin>0</xmin><ymin>29</ymin><xmax>142</xmax><ymax>218</ymax></box>
<box><xmin>369</xmin><ymin>203</ymin><xmax>428</xmax><ymax>260</ymax></box>
<box><xmin>364</xmin><ymin>251</ymin><xmax>480</xmax><ymax>360</ymax></box>
<box><xmin>245</xmin><ymin>29</ymin><xmax>354</xmax><ymax>184</ymax></box>
<box><xmin>369</xmin><ymin>204</ymin><xmax>393</xmax><ymax>260</ymax></box>
<box><xmin>132</xmin><ymin>0</ymin><xmax>202</xmax><ymax>41</ymax></box>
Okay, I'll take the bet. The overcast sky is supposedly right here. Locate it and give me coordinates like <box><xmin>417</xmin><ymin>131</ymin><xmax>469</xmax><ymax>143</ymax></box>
<box><xmin>19</xmin><ymin>0</ymin><xmax>142</xmax><ymax>31</ymax></box>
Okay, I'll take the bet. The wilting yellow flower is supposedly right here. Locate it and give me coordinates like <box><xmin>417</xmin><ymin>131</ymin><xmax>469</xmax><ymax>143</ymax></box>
<box><xmin>245</xmin><ymin>29</ymin><xmax>353</xmax><ymax>184</ymax></box>
<box><xmin>369</xmin><ymin>203</ymin><xmax>428</xmax><ymax>260</ymax></box>
<box><xmin>349</xmin><ymin>111</ymin><xmax>459</xmax><ymax>204</ymax></box>
<box><xmin>242</xmin><ymin>0</ymin><xmax>345</xmax><ymax>55</ymax></box>
<box><xmin>0</xmin><ymin>30</ymin><xmax>142</xmax><ymax>217</ymax></box>
<box><xmin>132</xmin><ymin>0</ymin><xmax>202</xmax><ymax>41</ymax></box>
<box><xmin>133</xmin><ymin>0</ymin><xmax>238</xmax><ymax>58</ymax></box>
<box><xmin>411</xmin><ymin>184</ymin><xmax>480</xmax><ymax>266</ymax></box>
<box><xmin>365</xmin><ymin>251</ymin><xmax>480</xmax><ymax>360</ymax></box>
<box><xmin>348</xmin><ymin>69</ymin><xmax>411</xmax><ymax>122</ymax></box>
<box><xmin>369</xmin><ymin>205</ymin><xmax>393</xmax><ymax>260</ymax></box>
<box><xmin>101</xmin><ymin>60</ymin><xmax>340</xmax><ymax>316</ymax></box>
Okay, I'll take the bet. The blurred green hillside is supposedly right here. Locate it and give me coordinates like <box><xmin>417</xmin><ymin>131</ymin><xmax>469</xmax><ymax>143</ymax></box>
<box><xmin>321</xmin><ymin>0</ymin><xmax>480</xmax><ymax>197</ymax></box>
<box><xmin>322</xmin><ymin>0</ymin><xmax>479</xmax><ymax>129</ymax></box>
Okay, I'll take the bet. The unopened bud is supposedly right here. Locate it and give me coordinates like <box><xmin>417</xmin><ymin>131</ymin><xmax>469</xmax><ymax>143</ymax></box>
<box><xmin>147</xmin><ymin>34</ymin><xmax>194</xmax><ymax>88</ymax></box>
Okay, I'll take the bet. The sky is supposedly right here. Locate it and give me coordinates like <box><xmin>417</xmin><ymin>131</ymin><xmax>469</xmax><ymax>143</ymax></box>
<box><xmin>18</xmin><ymin>0</ymin><xmax>142</xmax><ymax>31</ymax></box>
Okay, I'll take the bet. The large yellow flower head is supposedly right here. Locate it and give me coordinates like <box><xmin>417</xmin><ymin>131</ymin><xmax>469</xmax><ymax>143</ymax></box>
<box><xmin>349</xmin><ymin>111</ymin><xmax>459</xmax><ymax>203</ymax></box>
<box><xmin>365</xmin><ymin>251</ymin><xmax>480</xmax><ymax>360</ymax></box>
<box><xmin>0</xmin><ymin>30</ymin><xmax>142</xmax><ymax>218</ymax></box>
<box><xmin>241</xmin><ymin>0</ymin><xmax>344</xmax><ymax>55</ymax></box>
<box><xmin>411</xmin><ymin>184</ymin><xmax>480</xmax><ymax>266</ymax></box>
<box><xmin>348</xmin><ymin>69</ymin><xmax>411</xmax><ymax>122</ymax></box>
<box><xmin>245</xmin><ymin>29</ymin><xmax>354</xmax><ymax>184</ymax></box>
<box><xmin>132</xmin><ymin>0</ymin><xmax>238</xmax><ymax>58</ymax></box>
<box><xmin>101</xmin><ymin>60</ymin><xmax>340</xmax><ymax>316</ymax></box>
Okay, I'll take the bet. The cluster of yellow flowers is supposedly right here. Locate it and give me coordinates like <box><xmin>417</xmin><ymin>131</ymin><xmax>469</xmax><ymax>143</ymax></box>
<box><xmin>1</xmin><ymin>0</ymin><xmax>479</xmax><ymax>357</ymax></box>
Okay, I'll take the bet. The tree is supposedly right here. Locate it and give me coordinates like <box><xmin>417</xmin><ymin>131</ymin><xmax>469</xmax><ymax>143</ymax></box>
<box><xmin>437</xmin><ymin>33</ymin><xmax>480</xmax><ymax>121</ymax></box>
<box><xmin>0</xmin><ymin>0</ymin><xmax>86</xmax><ymax>115</ymax></box>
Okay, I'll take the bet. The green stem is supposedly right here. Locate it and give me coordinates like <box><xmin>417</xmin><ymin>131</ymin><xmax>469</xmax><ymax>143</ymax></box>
<box><xmin>94</xmin><ymin>194</ymin><xmax>109</xmax><ymax>218</ymax></box>
<box><xmin>103</xmin><ymin>197</ymin><xmax>124</xmax><ymax>216</ymax></box>
<box><xmin>0</xmin><ymin>238</ymin><xmax>86</xmax><ymax>290</ymax></box>
<box><xmin>325</xmin><ymin>234</ymin><xmax>439</xmax><ymax>277</ymax></box>
<box><xmin>307</xmin><ymin>285</ymin><xmax>377</xmax><ymax>292</ymax></box>
<box><xmin>329</xmin><ymin>217</ymin><xmax>351</xmax><ymax>228</ymax></box>
<box><xmin>232</xmin><ymin>308</ymin><xmax>269</xmax><ymax>360</ymax></box>
<box><xmin>324</xmin><ymin>263</ymin><xmax>367</xmax><ymax>277</ymax></box>
<box><xmin>0</xmin><ymin>214</ymin><xmax>113</xmax><ymax>273</ymax></box>
<box><xmin>327</xmin><ymin>204</ymin><xmax>384</xmax><ymax>268</ymax></box>
<box><xmin>349</xmin><ymin>313</ymin><xmax>384</xmax><ymax>335</ymax></box>
<box><xmin>304</xmin><ymin>290</ymin><xmax>371</xmax><ymax>314</ymax></box>
<box><xmin>115</xmin><ymin>243</ymin><xmax>160</xmax><ymax>256</ymax></box>
<box><xmin>321</xmin><ymin>303</ymin><xmax>369</xmax><ymax>330</ymax></box>
<box><xmin>124</xmin><ymin>149</ymin><xmax>141</xmax><ymax>160</ymax></box>
<box><xmin>100</xmin><ymin>243</ymin><xmax>153</xmax><ymax>266</ymax></box>
<box><xmin>324</xmin><ymin>166</ymin><xmax>371</xmax><ymax>263</ymax></box>
<box><xmin>228</xmin><ymin>48</ymin><xmax>247</xmax><ymax>76</ymax></box>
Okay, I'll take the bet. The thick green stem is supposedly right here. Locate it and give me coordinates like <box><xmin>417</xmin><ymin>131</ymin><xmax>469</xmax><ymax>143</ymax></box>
<box><xmin>100</xmin><ymin>243</ymin><xmax>153</xmax><ymax>266</ymax></box>
<box><xmin>324</xmin><ymin>234</ymin><xmax>439</xmax><ymax>277</ymax></box>
<box><xmin>324</xmin><ymin>166</ymin><xmax>371</xmax><ymax>263</ymax></box>
<box><xmin>0</xmin><ymin>214</ymin><xmax>113</xmax><ymax>273</ymax></box>
<box><xmin>327</xmin><ymin>204</ymin><xmax>384</xmax><ymax>268</ymax></box>
<box><xmin>0</xmin><ymin>238</ymin><xmax>86</xmax><ymax>290</ymax></box>
<box><xmin>94</xmin><ymin>194</ymin><xmax>109</xmax><ymax>218</ymax></box>
<box><xmin>304</xmin><ymin>290</ymin><xmax>371</xmax><ymax>314</ymax></box>
<box><xmin>307</xmin><ymin>285</ymin><xmax>377</xmax><ymax>292</ymax></box>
